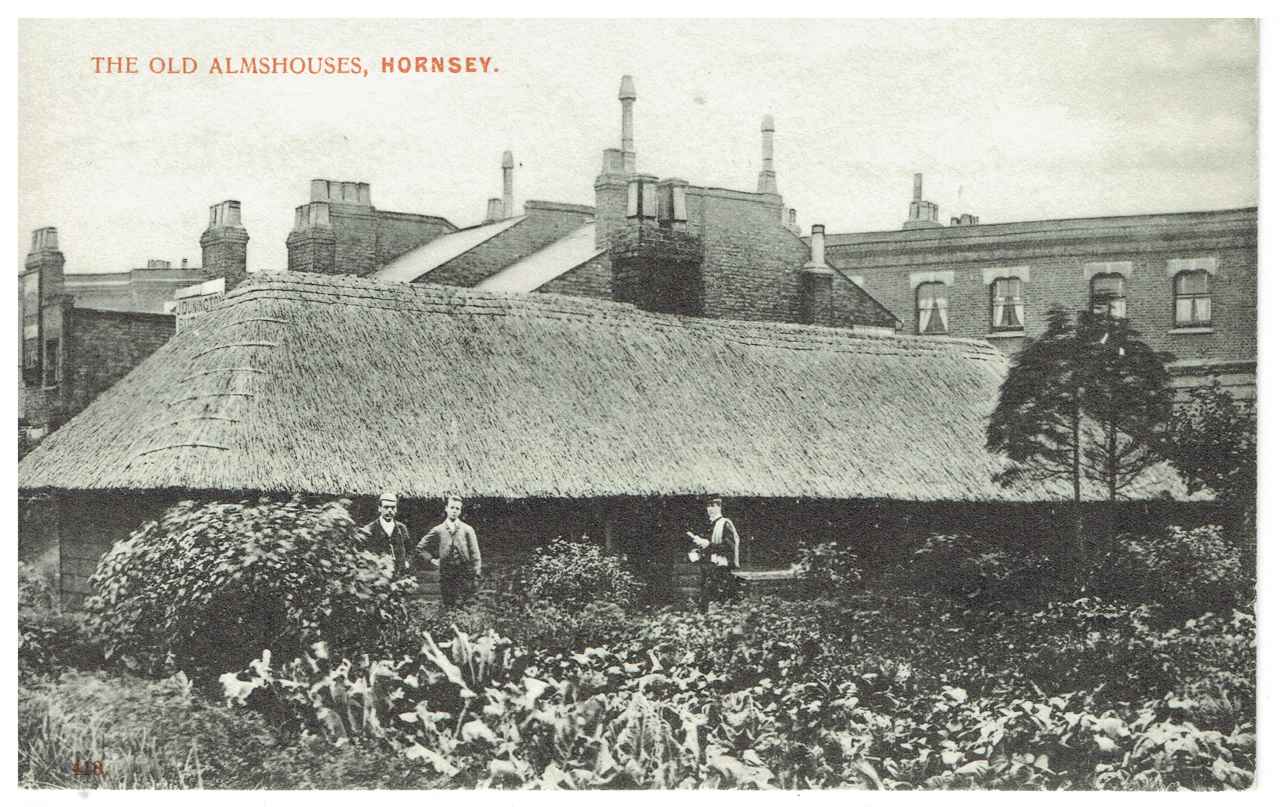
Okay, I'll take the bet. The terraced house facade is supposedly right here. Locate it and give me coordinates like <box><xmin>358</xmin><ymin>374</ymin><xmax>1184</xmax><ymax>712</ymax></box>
<box><xmin>820</xmin><ymin>175</ymin><xmax>1257</xmax><ymax>399</ymax></box>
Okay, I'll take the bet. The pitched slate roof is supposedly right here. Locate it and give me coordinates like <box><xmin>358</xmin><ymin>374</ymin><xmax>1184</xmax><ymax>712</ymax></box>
<box><xmin>372</xmin><ymin>216</ymin><xmax>525</xmax><ymax>283</ymax></box>
<box><xmin>474</xmin><ymin>223</ymin><xmax>603</xmax><ymax>293</ymax></box>
<box><xmin>18</xmin><ymin>272</ymin><xmax>1191</xmax><ymax>502</ymax></box>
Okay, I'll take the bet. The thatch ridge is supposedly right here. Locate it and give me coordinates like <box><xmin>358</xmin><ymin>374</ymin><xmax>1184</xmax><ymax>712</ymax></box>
<box><xmin>19</xmin><ymin>272</ymin><xmax>1190</xmax><ymax>502</ymax></box>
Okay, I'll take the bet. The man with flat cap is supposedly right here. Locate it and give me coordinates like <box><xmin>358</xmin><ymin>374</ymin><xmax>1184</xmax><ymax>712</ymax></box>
<box><xmin>361</xmin><ymin>492</ymin><xmax>411</xmax><ymax>576</ymax></box>
<box><xmin>687</xmin><ymin>496</ymin><xmax>741</xmax><ymax>612</ymax></box>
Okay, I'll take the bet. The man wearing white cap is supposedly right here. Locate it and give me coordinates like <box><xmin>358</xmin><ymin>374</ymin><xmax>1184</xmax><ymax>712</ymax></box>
<box><xmin>361</xmin><ymin>493</ymin><xmax>410</xmax><ymax>576</ymax></box>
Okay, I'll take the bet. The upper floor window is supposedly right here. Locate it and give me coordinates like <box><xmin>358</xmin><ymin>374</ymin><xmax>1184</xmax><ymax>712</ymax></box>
<box><xmin>991</xmin><ymin>277</ymin><xmax>1024</xmax><ymax>331</ymax></box>
<box><xmin>21</xmin><ymin>272</ymin><xmax>39</xmax><ymax>372</ymax></box>
<box><xmin>916</xmin><ymin>281</ymin><xmax>949</xmax><ymax>335</ymax></box>
<box><xmin>1090</xmin><ymin>273</ymin><xmax>1127</xmax><ymax>318</ymax></box>
<box><xmin>1173</xmin><ymin>270</ymin><xmax>1212</xmax><ymax>327</ymax></box>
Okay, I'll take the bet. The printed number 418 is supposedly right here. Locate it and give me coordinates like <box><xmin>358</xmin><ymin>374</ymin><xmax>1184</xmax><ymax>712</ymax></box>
<box><xmin>68</xmin><ymin>760</ymin><xmax>106</xmax><ymax>776</ymax></box>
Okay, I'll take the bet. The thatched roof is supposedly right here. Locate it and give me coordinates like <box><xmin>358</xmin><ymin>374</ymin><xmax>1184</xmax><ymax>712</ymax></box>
<box><xmin>18</xmin><ymin>272</ymin><xmax>1190</xmax><ymax>502</ymax></box>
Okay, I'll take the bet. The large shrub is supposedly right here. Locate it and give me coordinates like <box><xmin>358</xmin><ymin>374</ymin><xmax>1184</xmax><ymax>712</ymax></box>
<box><xmin>898</xmin><ymin>533</ymin><xmax>1055</xmax><ymax>605</ymax></box>
<box><xmin>1089</xmin><ymin>524</ymin><xmax>1244</xmax><ymax>620</ymax></box>
<box><xmin>518</xmin><ymin>538</ymin><xmax>643</xmax><ymax>611</ymax></box>
<box><xmin>796</xmin><ymin>541</ymin><xmax>864</xmax><ymax>596</ymax></box>
<box><xmin>85</xmin><ymin>496</ymin><xmax>414</xmax><ymax>678</ymax></box>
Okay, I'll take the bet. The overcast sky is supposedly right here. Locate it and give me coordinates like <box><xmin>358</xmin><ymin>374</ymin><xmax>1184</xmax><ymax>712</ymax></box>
<box><xmin>17</xmin><ymin>18</ymin><xmax>1258</xmax><ymax>275</ymax></box>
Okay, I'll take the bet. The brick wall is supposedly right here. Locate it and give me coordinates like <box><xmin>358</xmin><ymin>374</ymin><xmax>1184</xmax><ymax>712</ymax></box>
<box><xmin>687</xmin><ymin>187</ymin><xmax>797</xmax><ymax>323</ymax></box>
<box><xmin>330</xmin><ymin>203</ymin><xmax>379</xmax><ymax>276</ymax></box>
<box><xmin>682</xmin><ymin>186</ymin><xmax>898</xmax><ymax>330</ymax></box>
<box><xmin>824</xmin><ymin>210</ymin><xmax>1256</xmax><ymax>374</ymax></box>
<box><xmin>426</xmin><ymin>202</ymin><xmax>595</xmax><ymax>287</ymax></box>
<box><xmin>376</xmin><ymin>210</ymin><xmax>456</xmax><ymax>267</ymax></box>
<box><xmin>535</xmin><ymin>252</ymin><xmax>612</xmax><ymax>299</ymax></box>
<box><xmin>62</xmin><ymin>308</ymin><xmax>174</xmax><ymax>421</ymax></box>
<box><xmin>286</xmin><ymin>229</ymin><xmax>337</xmax><ymax>275</ymax></box>
<box><xmin>610</xmin><ymin>225</ymin><xmax>704</xmax><ymax>314</ymax></box>
<box><xmin>63</xmin><ymin>271</ymin><xmax>211</xmax><ymax>315</ymax></box>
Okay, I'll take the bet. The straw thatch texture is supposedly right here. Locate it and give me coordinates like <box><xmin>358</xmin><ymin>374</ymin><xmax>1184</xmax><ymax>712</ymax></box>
<box><xmin>19</xmin><ymin>272</ymin><xmax>1190</xmax><ymax>502</ymax></box>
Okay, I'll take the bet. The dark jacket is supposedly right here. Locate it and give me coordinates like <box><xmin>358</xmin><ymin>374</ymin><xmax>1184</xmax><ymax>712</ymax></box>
<box><xmin>707</xmin><ymin>516</ymin><xmax>740</xmax><ymax>569</ymax></box>
<box><xmin>361</xmin><ymin>518</ymin><xmax>410</xmax><ymax>575</ymax></box>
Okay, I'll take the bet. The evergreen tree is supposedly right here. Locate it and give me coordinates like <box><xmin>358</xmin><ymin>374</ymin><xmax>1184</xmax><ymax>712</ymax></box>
<box><xmin>987</xmin><ymin>307</ymin><xmax>1173</xmax><ymax>568</ymax></box>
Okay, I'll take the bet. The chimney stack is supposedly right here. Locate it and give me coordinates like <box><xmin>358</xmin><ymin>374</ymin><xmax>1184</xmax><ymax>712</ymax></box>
<box><xmin>201</xmin><ymin>200</ymin><xmax>250</xmax><ymax>288</ymax></box>
<box><xmin>806</xmin><ymin>224</ymin><xmax>826</xmax><ymax>269</ymax></box>
<box><xmin>619</xmin><ymin>75</ymin><xmax>637</xmax><ymax>174</ymax></box>
<box><xmin>903</xmin><ymin>173</ymin><xmax>942</xmax><ymax>230</ymax></box>
<box><xmin>757</xmin><ymin>114</ymin><xmax>778</xmax><ymax>195</ymax></box>
<box><xmin>501</xmin><ymin>150</ymin><xmax>515</xmax><ymax>217</ymax></box>
<box><xmin>788</xmin><ymin>208</ymin><xmax>799</xmax><ymax>235</ymax></box>
<box><xmin>485</xmin><ymin>198</ymin><xmax>505</xmax><ymax>223</ymax></box>
<box><xmin>800</xmin><ymin>224</ymin><xmax>834</xmax><ymax>326</ymax></box>
<box><xmin>24</xmin><ymin>226</ymin><xmax>65</xmax><ymax>298</ymax></box>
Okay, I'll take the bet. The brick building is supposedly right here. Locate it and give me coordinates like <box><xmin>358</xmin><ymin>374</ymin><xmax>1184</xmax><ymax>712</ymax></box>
<box><xmin>318</xmin><ymin>78</ymin><xmax>900</xmax><ymax>334</ymax></box>
<box><xmin>820</xmin><ymin>175</ymin><xmax>1257</xmax><ymax>398</ymax></box>
<box><xmin>18</xmin><ymin>201</ymin><xmax>257</xmax><ymax>452</ymax></box>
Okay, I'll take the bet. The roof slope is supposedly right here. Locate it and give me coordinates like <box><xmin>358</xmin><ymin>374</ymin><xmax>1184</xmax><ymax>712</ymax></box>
<box><xmin>475</xmin><ymin>223</ymin><xmax>603</xmax><ymax>293</ymax></box>
<box><xmin>18</xmin><ymin>272</ymin><xmax>1189</xmax><ymax>502</ymax></box>
<box><xmin>372</xmin><ymin>216</ymin><xmax>525</xmax><ymax>283</ymax></box>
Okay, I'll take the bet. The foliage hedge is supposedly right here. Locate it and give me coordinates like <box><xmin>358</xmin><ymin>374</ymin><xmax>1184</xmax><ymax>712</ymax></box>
<box><xmin>84</xmin><ymin>497</ymin><xmax>415</xmax><ymax>678</ymax></box>
<box><xmin>1088</xmin><ymin>525</ymin><xmax>1245</xmax><ymax>620</ymax></box>
<box><xmin>517</xmin><ymin>538</ymin><xmax>644</xmax><ymax>612</ymax></box>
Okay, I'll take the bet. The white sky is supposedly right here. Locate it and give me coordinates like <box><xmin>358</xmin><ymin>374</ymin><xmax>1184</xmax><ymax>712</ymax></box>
<box><xmin>17</xmin><ymin>18</ymin><xmax>1258</xmax><ymax>274</ymax></box>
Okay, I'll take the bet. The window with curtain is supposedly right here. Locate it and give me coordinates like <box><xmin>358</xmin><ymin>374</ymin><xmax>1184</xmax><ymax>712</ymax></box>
<box><xmin>1173</xmin><ymin>270</ymin><xmax>1212</xmax><ymax>327</ymax></box>
<box><xmin>1090</xmin><ymin>273</ymin><xmax>1127</xmax><ymax>318</ymax></box>
<box><xmin>916</xmin><ymin>281</ymin><xmax>948</xmax><ymax>335</ymax></box>
<box><xmin>991</xmin><ymin>277</ymin><xmax>1024</xmax><ymax>331</ymax></box>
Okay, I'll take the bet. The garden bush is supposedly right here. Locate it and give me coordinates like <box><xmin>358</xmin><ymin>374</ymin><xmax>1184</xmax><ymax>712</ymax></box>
<box><xmin>19</xmin><ymin>563</ymin><xmax>102</xmax><ymax>681</ymax></box>
<box><xmin>897</xmin><ymin>532</ymin><xmax>1057</xmax><ymax>605</ymax></box>
<box><xmin>518</xmin><ymin>538</ymin><xmax>644</xmax><ymax>612</ymax></box>
<box><xmin>795</xmin><ymin>540</ymin><xmax>863</xmax><ymax>596</ymax></box>
<box><xmin>1089</xmin><ymin>525</ymin><xmax>1244</xmax><ymax>620</ymax></box>
<box><xmin>85</xmin><ymin>496</ymin><xmax>415</xmax><ymax>679</ymax></box>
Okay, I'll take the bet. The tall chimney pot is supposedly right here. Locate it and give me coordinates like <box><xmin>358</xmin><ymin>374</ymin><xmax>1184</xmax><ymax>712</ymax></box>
<box><xmin>757</xmin><ymin>114</ymin><xmax>778</xmax><ymax>195</ymax></box>
<box><xmin>806</xmin><ymin>224</ymin><xmax>826</xmax><ymax>268</ymax></box>
<box><xmin>501</xmin><ymin>150</ymin><xmax>515</xmax><ymax>217</ymax></box>
<box><xmin>619</xmin><ymin>75</ymin><xmax>637</xmax><ymax>173</ymax></box>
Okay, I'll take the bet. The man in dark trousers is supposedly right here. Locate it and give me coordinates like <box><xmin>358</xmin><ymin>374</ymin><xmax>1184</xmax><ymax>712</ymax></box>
<box><xmin>361</xmin><ymin>492</ymin><xmax>410</xmax><ymax>576</ymax></box>
<box><xmin>415</xmin><ymin>494</ymin><xmax>482</xmax><ymax>608</ymax></box>
<box><xmin>688</xmin><ymin>496</ymin><xmax>741</xmax><ymax>612</ymax></box>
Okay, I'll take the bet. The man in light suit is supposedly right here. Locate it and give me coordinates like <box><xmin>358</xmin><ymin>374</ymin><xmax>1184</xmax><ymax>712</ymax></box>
<box><xmin>415</xmin><ymin>494</ymin><xmax>481</xmax><ymax>608</ymax></box>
